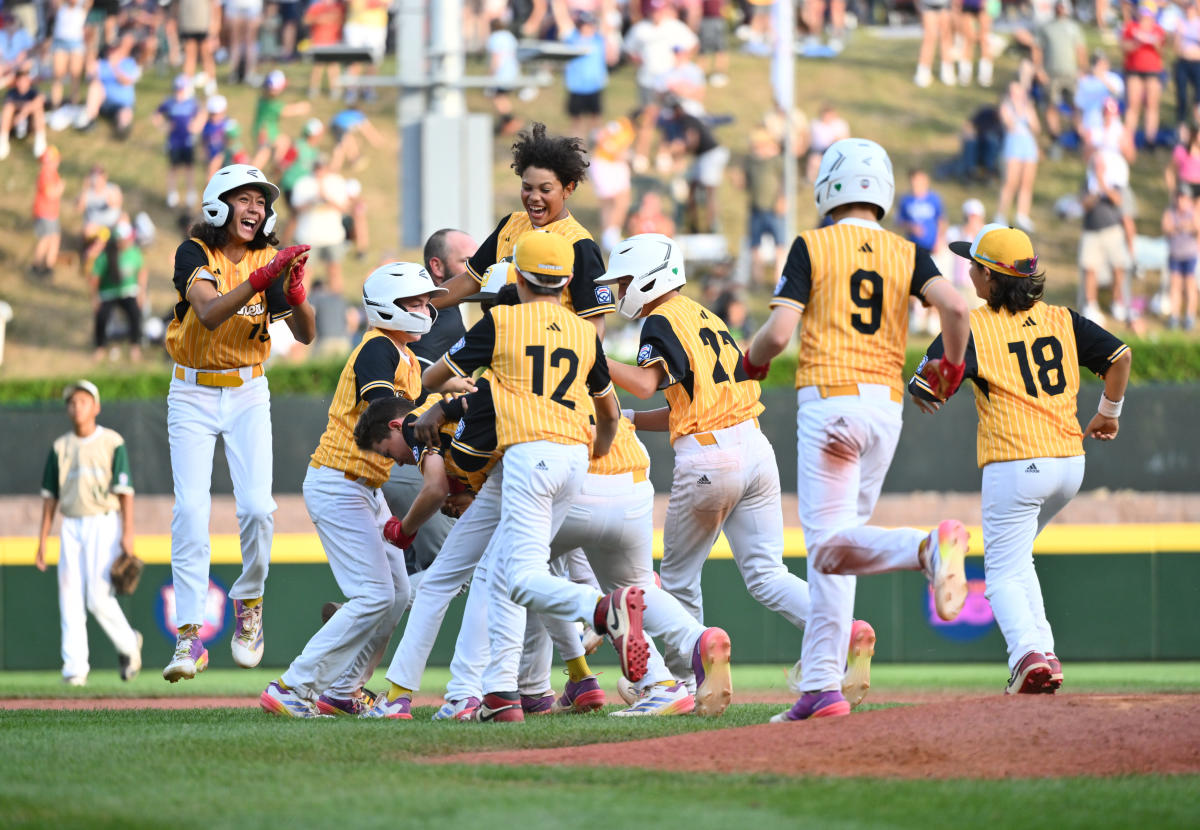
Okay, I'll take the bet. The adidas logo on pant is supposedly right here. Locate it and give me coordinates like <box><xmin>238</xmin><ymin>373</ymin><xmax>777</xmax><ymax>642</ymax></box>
<box><xmin>697</xmin><ymin>474</ymin><xmax>711</xmax><ymax>485</ymax></box>
<box><xmin>1025</xmin><ymin>463</ymin><xmax>1039</xmax><ymax>473</ymax></box>
<box><xmin>535</xmin><ymin>461</ymin><xmax>548</xmax><ymax>471</ymax></box>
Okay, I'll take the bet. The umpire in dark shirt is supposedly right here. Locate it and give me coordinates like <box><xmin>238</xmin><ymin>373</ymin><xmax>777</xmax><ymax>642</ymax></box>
<box><xmin>383</xmin><ymin>228</ymin><xmax>478</xmax><ymax>577</ymax></box>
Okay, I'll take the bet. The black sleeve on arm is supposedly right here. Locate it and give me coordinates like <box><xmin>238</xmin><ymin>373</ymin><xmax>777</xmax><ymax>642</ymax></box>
<box><xmin>772</xmin><ymin>236</ymin><xmax>812</xmax><ymax>310</ymax></box>
<box><xmin>567</xmin><ymin>239</ymin><xmax>615</xmax><ymax>318</ymax></box>
<box><xmin>586</xmin><ymin>335</ymin><xmax>613</xmax><ymax>395</ymax></box>
<box><xmin>443</xmin><ymin>311</ymin><xmax>497</xmax><ymax>376</ymax></box>
<box><xmin>637</xmin><ymin>314</ymin><xmax>689</xmax><ymax>388</ymax></box>
<box><xmin>172</xmin><ymin>240</ymin><xmax>209</xmax><ymax>297</ymax></box>
<box><xmin>910</xmin><ymin>246</ymin><xmax>943</xmax><ymax>298</ymax></box>
<box><xmin>908</xmin><ymin>333</ymin><xmax>981</xmax><ymax>400</ymax></box>
<box><xmin>354</xmin><ymin>336</ymin><xmax>402</xmax><ymax>403</ymax></box>
<box><xmin>1070</xmin><ymin>308</ymin><xmax>1130</xmax><ymax>375</ymax></box>
<box><xmin>265</xmin><ymin>271</ymin><xmax>292</xmax><ymax>320</ymax></box>
<box><xmin>465</xmin><ymin>216</ymin><xmax>508</xmax><ymax>280</ymax></box>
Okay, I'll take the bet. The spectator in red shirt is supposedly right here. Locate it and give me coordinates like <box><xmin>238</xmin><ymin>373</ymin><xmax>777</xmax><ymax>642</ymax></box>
<box><xmin>32</xmin><ymin>145</ymin><xmax>65</xmax><ymax>278</ymax></box>
<box><xmin>1122</xmin><ymin>3</ymin><xmax>1167</xmax><ymax>148</ymax></box>
<box><xmin>304</xmin><ymin>0</ymin><xmax>345</xmax><ymax>99</ymax></box>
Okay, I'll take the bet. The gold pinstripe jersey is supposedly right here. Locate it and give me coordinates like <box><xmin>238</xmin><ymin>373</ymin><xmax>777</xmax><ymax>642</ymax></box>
<box><xmin>443</xmin><ymin>301</ymin><xmax>612</xmax><ymax>451</ymax></box>
<box><xmin>166</xmin><ymin>238</ymin><xmax>293</xmax><ymax>369</ymax></box>
<box><xmin>588</xmin><ymin>415</ymin><xmax>650</xmax><ymax>476</ymax></box>
<box><xmin>310</xmin><ymin>329</ymin><xmax>423</xmax><ymax>487</ymax></box>
<box><xmin>909</xmin><ymin>301</ymin><xmax>1130</xmax><ymax>467</ymax></box>
<box><xmin>635</xmin><ymin>294</ymin><xmax>763</xmax><ymax>444</ymax></box>
<box><xmin>405</xmin><ymin>394</ymin><xmax>498</xmax><ymax>494</ymax></box>
<box><xmin>771</xmin><ymin>220</ymin><xmax>943</xmax><ymax>396</ymax></box>
<box><xmin>464</xmin><ymin>212</ymin><xmax>616</xmax><ymax>318</ymax></box>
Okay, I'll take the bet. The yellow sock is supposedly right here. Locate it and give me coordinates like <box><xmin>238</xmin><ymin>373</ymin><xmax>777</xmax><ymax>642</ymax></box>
<box><xmin>654</xmin><ymin>680</ymin><xmax>676</xmax><ymax>687</ymax></box>
<box><xmin>566</xmin><ymin>656</ymin><xmax>592</xmax><ymax>683</ymax></box>
<box><xmin>387</xmin><ymin>683</ymin><xmax>412</xmax><ymax>703</ymax></box>
<box><xmin>241</xmin><ymin>597</ymin><xmax>262</xmax><ymax>608</ymax></box>
<box><xmin>277</xmin><ymin>679</ymin><xmax>289</xmax><ymax>690</ymax></box>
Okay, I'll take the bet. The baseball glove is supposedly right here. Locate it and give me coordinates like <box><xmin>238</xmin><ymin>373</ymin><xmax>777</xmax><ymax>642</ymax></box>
<box><xmin>110</xmin><ymin>549</ymin><xmax>144</xmax><ymax>595</ymax></box>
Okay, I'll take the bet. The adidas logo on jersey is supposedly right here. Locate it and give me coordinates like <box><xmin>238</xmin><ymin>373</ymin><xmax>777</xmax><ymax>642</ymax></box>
<box><xmin>535</xmin><ymin>460</ymin><xmax>549</xmax><ymax>471</ymax></box>
<box><xmin>547</xmin><ymin>322</ymin><xmax>562</xmax><ymax>332</ymax></box>
<box><xmin>696</xmin><ymin>474</ymin><xmax>711</xmax><ymax>485</ymax></box>
<box><xmin>1025</xmin><ymin>463</ymin><xmax>1039</xmax><ymax>473</ymax></box>
<box><xmin>1022</xmin><ymin>317</ymin><xmax>1037</xmax><ymax>327</ymax></box>
<box><xmin>859</xmin><ymin>242</ymin><xmax>873</xmax><ymax>253</ymax></box>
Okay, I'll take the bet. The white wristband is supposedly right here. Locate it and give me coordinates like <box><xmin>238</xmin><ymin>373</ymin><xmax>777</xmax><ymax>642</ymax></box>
<box><xmin>1098</xmin><ymin>393</ymin><xmax>1123</xmax><ymax>418</ymax></box>
<box><xmin>621</xmin><ymin>408</ymin><xmax>636</xmax><ymax>424</ymax></box>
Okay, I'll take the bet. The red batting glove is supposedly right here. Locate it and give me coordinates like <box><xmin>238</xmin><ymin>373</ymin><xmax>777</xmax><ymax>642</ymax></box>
<box><xmin>248</xmin><ymin>244</ymin><xmax>311</xmax><ymax>293</ymax></box>
<box><xmin>284</xmin><ymin>254</ymin><xmax>308</xmax><ymax>306</ymax></box>
<box><xmin>921</xmin><ymin>358</ymin><xmax>965</xmax><ymax>400</ymax></box>
<box><xmin>741</xmin><ymin>352</ymin><xmax>770</xmax><ymax>381</ymax></box>
<box><xmin>383</xmin><ymin>517</ymin><xmax>418</xmax><ymax>549</ymax></box>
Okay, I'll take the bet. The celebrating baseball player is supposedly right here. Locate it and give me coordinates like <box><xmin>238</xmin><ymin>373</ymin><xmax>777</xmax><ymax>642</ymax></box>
<box><xmin>744</xmin><ymin>138</ymin><xmax>972</xmax><ymax>721</ymax></box>
<box><xmin>418</xmin><ymin>230</ymin><xmax>648</xmax><ymax>723</ymax></box>
<box><xmin>36</xmin><ymin>380</ymin><xmax>143</xmax><ymax>685</ymax></box>
<box><xmin>431</xmin><ymin>122</ymin><xmax>615</xmax><ymax>333</ymax></box>
<box><xmin>909</xmin><ymin>225</ymin><xmax>1132</xmax><ymax>694</ymax></box>
<box><xmin>260</xmin><ymin>262</ymin><xmax>446</xmax><ymax>717</ymax></box>
<box><xmin>596</xmin><ymin>232</ymin><xmax>805</xmax><ymax>714</ymax></box>
<box><xmin>163</xmin><ymin>163</ymin><xmax>314</xmax><ymax>683</ymax></box>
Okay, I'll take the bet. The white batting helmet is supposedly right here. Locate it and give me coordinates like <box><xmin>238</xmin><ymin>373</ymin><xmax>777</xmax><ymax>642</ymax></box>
<box><xmin>813</xmin><ymin>137</ymin><xmax>895</xmax><ymax>220</ymax></box>
<box><xmin>362</xmin><ymin>262</ymin><xmax>447</xmax><ymax>334</ymax></box>
<box><xmin>595</xmin><ymin>233</ymin><xmax>685</xmax><ymax>320</ymax></box>
<box><xmin>201</xmin><ymin>164</ymin><xmax>281</xmax><ymax>235</ymax></box>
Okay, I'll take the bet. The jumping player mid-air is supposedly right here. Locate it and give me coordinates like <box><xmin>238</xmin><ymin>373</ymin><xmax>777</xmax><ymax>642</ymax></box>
<box><xmin>163</xmin><ymin>163</ymin><xmax>313</xmax><ymax>682</ymax></box>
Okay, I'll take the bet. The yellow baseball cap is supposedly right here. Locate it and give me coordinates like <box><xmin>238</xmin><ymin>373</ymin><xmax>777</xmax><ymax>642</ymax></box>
<box><xmin>949</xmin><ymin>223</ymin><xmax>1039</xmax><ymax>278</ymax></box>
<box><xmin>514</xmin><ymin>230</ymin><xmax>574</xmax><ymax>288</ymax></box>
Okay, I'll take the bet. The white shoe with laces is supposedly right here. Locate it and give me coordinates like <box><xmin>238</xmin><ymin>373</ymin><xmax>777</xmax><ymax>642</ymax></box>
<box><xmin>609</xmin><ymin>682</ymin><xmax>695</xmax><ymax>717</ymax></box>
<box><xmin>231</xmin><ymin>598</ymin><xmax>264</xmax><ymax>668</ymax></box>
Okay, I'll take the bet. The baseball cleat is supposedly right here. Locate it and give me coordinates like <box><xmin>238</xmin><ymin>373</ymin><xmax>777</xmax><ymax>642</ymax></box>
<box><xmin>361</xmin><ymin>693</ymin><xmax>413</xmax><ymax>719</ymax></box>
<box><xmin>231</xmin><ymin>599</ymin><xmax>264</xmax><ymax>668</ymax></box>
<box><xmin>316</xmin><ymin>694</ymin><xmax>373</xmax><ymax>716</ymax></box>
<box><xmin>594</xmin><ymin>587</ymin><xmax>649</xmax><ymax>683</ymax></box>
<box><xmin>925</xmin><ymin>519</ymin><xmax>969</xmax><ymax>622</ymax></box>
<box><xmin>260</xmin><ymin>681</ymin><xmax>328</xmax><ymax>718</ymax></box>
<box><xmin>609</xmin><ymin>682</ymin><xmax>695</xmax><ymax>717</ymax></box>
<box><xmin>162</xmin><ymin>627</ymin><xmax>209</xmax><ymax>682</ymax></box>
<box><xmin>691</xmin><ymin>627</ymin><xmax>733</xmax><ymax>717</ymax></box>
<box><xmin>770</xmin><ymin>690</ymin><xmax>851</xmax><ymax>722</ymax></box>
<box><xmin>521</xmin><ymin>691</ymin><xmax>556</xmax><ymax>715</ymax></box>
<box><xmin>615</xmin><ymin>676</ymin><xmax>640</xmax><ymax>706</ymax></box>
<box><xmin>1006</xmin><ymin>651</ymin><xmax>1053</xmax><ymax>695</ymax></box>
<box><xmin>550</xmin><ymin>675</ymin><xmax>606</xmax><ymax>714</ymax></box>
<box><xmin>433</xmin><ymin>696</ymin><xmax>481</xmax><ymax>721</ymax></box>
<box><xmin>842</xmin><ymin>619</ymin><xmax>875</xmax><ymax>708</ymax></box>
<box><xmin>1044</xmin><ymin>652</ymin><xmax>1064</xmax><ymax>693</ymax></box>
<box><xmin>119</xmin><ymin>630</ymin><xmax>143</xmax><ymax>682</ymax></box>
<box><xmin>473</xmin><ymin>692</ymin><xmax>524</xmax><ymax>723</ymax></box>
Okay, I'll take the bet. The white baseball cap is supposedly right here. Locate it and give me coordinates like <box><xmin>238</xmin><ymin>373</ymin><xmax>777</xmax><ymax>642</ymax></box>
<box><xmin>63</xmin><ymin>379</ymin><xmax>100</xmax><ymax>405</ymax></box>
<box><xmin>962</xmin><ymin>198</ymin><xmax>985</xmax><ymax>217</ymax></box>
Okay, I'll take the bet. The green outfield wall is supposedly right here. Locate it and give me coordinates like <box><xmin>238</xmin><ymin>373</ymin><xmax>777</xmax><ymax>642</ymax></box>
<box><xmin>1</xmin><ymin>385</ymin><xmax>1198</xmax><ymax>494</ymax></box>
<box><xmin>2</xmin><ymin>547</ymin><xmax>1198</xmax><ymax>671</ymax></box>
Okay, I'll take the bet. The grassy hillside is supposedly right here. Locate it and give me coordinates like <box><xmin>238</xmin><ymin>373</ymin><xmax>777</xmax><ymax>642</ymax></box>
<box><xmin>0</xmin><ymin>27</ymin><xmax>1177</xmax><ymax>380</ymax></box>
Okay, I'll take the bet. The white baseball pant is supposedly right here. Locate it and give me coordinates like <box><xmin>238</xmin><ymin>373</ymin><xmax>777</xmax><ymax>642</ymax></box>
<box><xmin>384</xmin><ymin>468</ymin><xmax>508</xmax><ymax>693</ymax></box>
<box><xmin>280</xmin><ymin>464</ymin><xmax>409</xmax><ymax>699</ymax></box>
<box><xmin>167</xmin><ymin>374</ymin><xmax>275</xmax><ymax>627</ymax></box>
<box><xmin>517</xmin><ymin>556</ymin><xmax>593</xmax><ymax>695</ymax></box>
<box><xmin>57</xmin><ymin>512</ymin><xmax>140</xmax><ymax>680</ymax></box>
<box><xmin>982</xmin><ymin>455</ymin><xmax>1085</xmax><ymax>671</ymax></box>
<box><xmin>481</xmin><ymin>441</ymin><xmax>594</xmax><ymax>694</ymax></box>
<box><xmin>795</xmin><ymin>385</ymin><xmax>927</xmax><ymax>693</ymax></box>
<box><xmin>549</xmin><ymin>473</ymin><xmax>694</xmax><ymax>689</ymax></box>
<box><xmin>660</xmin><ymin>418</ymin><xmax>811</xmax><ymax>680</ymax></box>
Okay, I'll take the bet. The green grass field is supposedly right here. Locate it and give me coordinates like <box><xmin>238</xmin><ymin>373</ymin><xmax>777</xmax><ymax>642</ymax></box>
<box><xmin>3</xmin><ymin>664</ymin><xmax>1199</xmax><ymax>829</ymax></box>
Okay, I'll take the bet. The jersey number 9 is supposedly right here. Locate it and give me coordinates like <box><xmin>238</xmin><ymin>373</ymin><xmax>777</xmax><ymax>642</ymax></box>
<box><xmin>850</xmin><ymin>270</ymin><xmax>884</xmax><ymax>335</ymax></box>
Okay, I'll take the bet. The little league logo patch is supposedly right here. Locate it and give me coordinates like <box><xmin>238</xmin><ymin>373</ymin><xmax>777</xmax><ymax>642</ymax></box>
<box><xmin>638</xmin><ymin>344</ymin><xmax>653</xmax><ymax>364</ymax></box>
<box><xmin>449</xmin><ymin>337</ymin><xmax>466</xmax><ymax>355</ymax></box>
<box><xmin>916</xmin><ymin>355</ymin><xmax>929</xmax><ymax>374</ymax></box>
<box><xmin>595</xmin><ymin>285</ymin><xmax>613</xmax><ymax>305</ymax></box>
<box><xmin>774</xmin><ymin>274</ymin><xmax>787</xmax><ymax>295</ymax></box>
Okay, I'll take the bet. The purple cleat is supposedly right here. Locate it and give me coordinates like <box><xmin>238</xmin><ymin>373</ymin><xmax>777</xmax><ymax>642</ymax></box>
<box><xmin>770</xmin><ymin>690</ymin><xmax>851</xmax><ymax>722</ymax></box>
